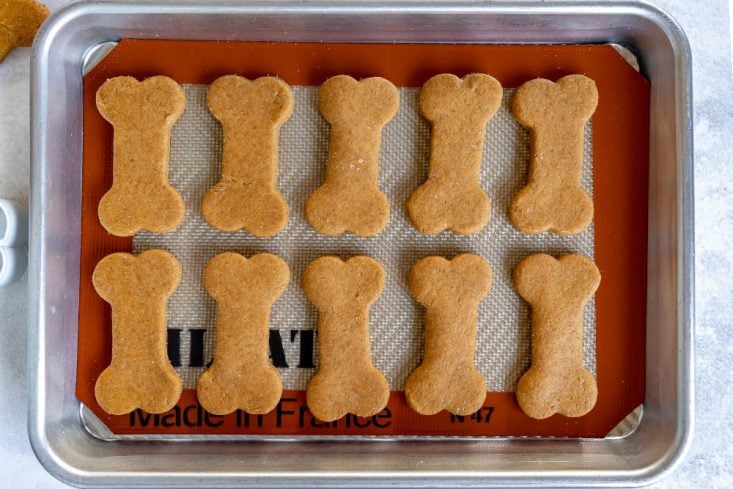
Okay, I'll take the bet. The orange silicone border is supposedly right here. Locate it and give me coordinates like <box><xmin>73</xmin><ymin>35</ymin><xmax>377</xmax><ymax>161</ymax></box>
<box><xmin>78</xmin><ymin>40</ymin><xmax>649</xmax><ymax>437</ymax></box>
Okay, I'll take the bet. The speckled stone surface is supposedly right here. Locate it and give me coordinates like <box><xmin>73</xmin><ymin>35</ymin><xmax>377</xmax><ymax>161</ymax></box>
<box><xmin>0</xmin><ymin>0</ymin><xmax>730</xmax><ymax>487</ymax></box>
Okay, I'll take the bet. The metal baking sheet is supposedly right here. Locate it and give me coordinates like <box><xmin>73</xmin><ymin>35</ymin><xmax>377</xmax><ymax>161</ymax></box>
<box><xmin>29</xmin><ymin>1</ymin><xmax>693</xmax><ymax>487</ymax></box>
<box><xmin>76</xmin><ymin>38</ymin><xmax>648</xmax><ymax>439</ymax></box>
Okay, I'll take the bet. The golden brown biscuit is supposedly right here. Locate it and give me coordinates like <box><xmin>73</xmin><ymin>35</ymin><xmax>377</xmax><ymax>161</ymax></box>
<box><xmin>201</xmin><ymin>76</ymin><xmax>293</xmax><ymax>236</ymax></box>
<box><xmin>93</xmin><ymin>249</ymin><xmax>182</xmax><ymax>415</ymax></box>
<box><xmin>96</xmin><ymin>76</ymin><xmax>186</xmax><ymax>236</ymax></box>
<box><xmin>510</xmin><ymin>75</ymin><xmax>598</xmax><ymax>235</ymax></box>
<box><xmin>405</xmin><ymin>254</ymin><xmax>492</xmax><ymax>415</ymax></box>
<box><xmin>196</xmin><ymin>252</ymin><xmax>289</xmax><ymax>415</ymax></box>
<box><xmin>0</xmin><ymin>0</ymin><xmax>49</xmax><ymax>62</ymax></box>
<box><xmin>407</xmin><ymin>74</ymin><xmax>503</xmax><ymax>235</ymax></box>
<box><xmin>305</xmin><ymin>75</ymin><xmax>399</xmax><ymax>236</ymax></box>
<box><xmin>302</xmin><ymin>255</ymin><xmax>389</xmax><ymax>421</ymax></box>
<box><xmin>514</xmin><ymin>253</ymin><xmax>600</xmax><ymax>419</ymax></box>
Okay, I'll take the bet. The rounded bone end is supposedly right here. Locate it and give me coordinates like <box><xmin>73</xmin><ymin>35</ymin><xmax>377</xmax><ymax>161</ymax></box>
<box><xmin>419</xmin><ymin>73</ymin><xmax>503</xmax><ymax>123</ymax></box>
<box><xmin>509</xmin><ymin>183</ymin><xmax>593</xmax><ymax>235</ymax></box>
<box><xmin>203</xmin><ymin>252</ymin><xmax>290</xmax><ymax>305</ymax></box>
<box><xmin>1</xmin><ymin>0</ymin><xmax>49</xmax><ymax>49</ymax></box>
<box><xmin>95</xmin><ymin>364</ymin><xmax>182</xmax><ymax>415</ymax></box>
<box><xmin>409</xmin><ymin>253</ymin><xmax>492</xmax><ymax>307</ymax></box>
<box><xmin>96</xmin><ymin>76</ymin><xmax>186</xmax><ymax>127</ymax></box>
<box><xmin>201</xmin><ymin>182</ymin><xmax>289</xmax><ymax>236</ymax></box>
<box><xmin>207</xmin><ymin>75</ymin><xmax>294</xmax><ymax>126</ymax></box>
<box><xmin>512</xmin><ymin>74</ymin><xmax>598</xmax><ymax>129</ymax></box>
<box><xmin>407</xmin><ymin>180</ymin><xmax>490</xmax><ymax>235</ymax></box>
<box><xmin>306</xmin><ymin>367</ymin><xmax>390</xmax><ymax>422</ymax></box>
<box><xmin>196</xmin><ymin>364</ymin><xmax>283</xmax><ymax>416</ymax></box>
<box><xmin>92</xmin><ymin>249</ymin><xmax>182</xmax><ymax>303</ymax></box>
<box><xmin>98</xmin><ymin>183</ymin><xmax>185</xmax><ymax>237</ymax></box>
<box><xmin>516</xmin><ymin>365</ymin><xmax>598</xmax><ymax>419</ymax></box>
<box><xmin>318</xmin><ymin>75</ymin><xmax>399</xmax><ymax>127</ymax></box>
<box><xmin>405</xmin><ymin>364</ymin><xmax>487</xmax><ymax>416</ymax></box>
<box><xmin>305</xmin><ymin>183</ymin><xmax>389</xmax><ymax>237</ymax></box>
<box><xmin>513</xmin><ymin>253</ymin><xmax>600</xmax><ymax>306</ymax></box>
<box><xmin>302</xmin><ymin>255</ymin><xmax>385</xmax><ymax>311</ymax></box>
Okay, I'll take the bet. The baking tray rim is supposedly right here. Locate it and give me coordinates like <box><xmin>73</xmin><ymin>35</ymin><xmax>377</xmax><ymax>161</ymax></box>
<box><xmin>28</xmin><ymin>0</ymin><xmax>694</xmax><ymax>487</ymax></box>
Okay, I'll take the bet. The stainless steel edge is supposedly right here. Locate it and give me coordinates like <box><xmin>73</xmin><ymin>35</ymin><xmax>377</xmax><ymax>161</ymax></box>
<box><xmin>28</xmin><ymin>1</ymin><xmax>694</xmax><ymax>487</ymax></box>
<box><xmin>635</xmin><ymin>0</ymin><xmax>695</xmax><ymax>485</ymax></box>
<box><xmin>28</xmin><ymin>1</ymin><xmax>86</xmax><ymax>484</ymax></box>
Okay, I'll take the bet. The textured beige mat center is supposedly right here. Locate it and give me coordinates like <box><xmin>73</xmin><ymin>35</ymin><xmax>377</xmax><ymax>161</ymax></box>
<box><xmin>133</xmin><ymin>84</ymin><xmax>596</xmax><ymax>392</ymax></box>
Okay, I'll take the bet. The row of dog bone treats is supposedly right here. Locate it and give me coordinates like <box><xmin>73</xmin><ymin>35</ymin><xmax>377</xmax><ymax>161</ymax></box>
<box><xmin>93</xmin><ymin>250</ymin><xmax>600</xmax><ymax>421</ymax></box>
<box><xmin>96</xmin><ymin>73</ymin><xmax>598</xmax><ymax>238</ymax></box>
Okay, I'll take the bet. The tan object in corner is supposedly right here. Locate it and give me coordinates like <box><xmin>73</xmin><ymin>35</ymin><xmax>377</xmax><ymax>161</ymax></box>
<box><xmin>196</xmin><ymin>252</ymin><xmax>289</xmax><ymax>415</ymax></box>
<box><xmin>0</xmin><ymin>0</ymin><xmax>49</xmax><ymax>62</ymax></box>
<box><xmin>405</xmin><ymin>254</ymin><xmax>492</xmax><ymax>415</ymax></box>
<box><xmin>201</xmin><ymin>76</ymin><xmax>293</xmax><ymax>236</ymax></box>
<box><xmin>96</xmin><ymin>76</ymin><xmax>186</xmax><ymax>236</ymax></box>
<box><xmin>514</xmin><ymin>253</ymin><xmax>601</xmax><ymax>419</ymax></box>
<box><xmin>92</xmin><ymin>249</ymin><xmax>182</xmax><ymax>415</ymax></box>
<box><xmin>302</xmin><ymin>255</ymin><xmax>389</xmax><ymax>421</ymax></box>
<box><xmin>510</xmin><ymin>74</ymin><xmax>598</xmax><ymax>235</ymax></box>
<box><xmin>407</xmin><ymin>73</ymin><xmax>503</xmax><ymax>235</ymax></box>
<box><xmin>305</xmin><ymin>75</ymin><xmax>399</xmax><ymax>236</ymax></box>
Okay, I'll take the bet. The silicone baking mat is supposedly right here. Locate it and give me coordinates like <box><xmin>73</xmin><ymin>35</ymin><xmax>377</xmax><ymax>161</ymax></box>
<box><xmin>135</xmin><ymin>84</ymin><xmax>596</xmax><ymax>392</ymax></box>
<box><xmin>77</xmin><ymin>40</ymin><xmax>649</xmax><ymax>437</ymax></box>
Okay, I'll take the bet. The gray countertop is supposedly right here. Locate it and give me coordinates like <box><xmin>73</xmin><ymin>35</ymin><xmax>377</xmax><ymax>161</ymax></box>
<box><xmin>1</xmin><ymin>0</ymin><xmax>730</xmax><ymax>486</ymax></box>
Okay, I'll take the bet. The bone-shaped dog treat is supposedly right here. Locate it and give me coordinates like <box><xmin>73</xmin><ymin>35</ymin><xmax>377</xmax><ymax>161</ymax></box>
<box><xmin>305</xmin><ymin>76</ymin><xmax>399</xmax><ymax>236</ymax></box>
<box><xmin>407</xmin><ymin>74</ymin><xmax>503</xmax><ymax>235</ymax></box>
<box><xmin>302</xmin><ymin>256</ymin><xmax>389</xmax><ymax>421</ymax></box>
<box><xmin>405</xmin><ymin>254</ymin><xmax>492</xmax><ymax>415</ymax></box>
<box><xmin>514</xmin><ymin>253</ymin><xmax>600</xmax><ymax>419</ymax></box>
<box><xmin>196</xmin><ymin>252</ymin><xmax>289</xmax><ymax>415</ymax></box>
<box><xmin>201</xmin><ymin>76</ymin><xmax>293</xmax><ymax>236</ymax></box>
<box><xmin>510</xmin><ymin>75</ymin><xmax>598</xmax><ymax>235</ymax></box>
<box><xmin>93</xmin><ymin>249</ymin><xmax>182</xmax><ymax>415</ymax></box>
<box><xmin>0</xmin><ymin>0</ymin><xmax>49</xmax><ymax>62</ymax></box>
<box><xmin>96</xmin><ymin>76</ymin><xmax>186</xmax><ymax>236</ymax></box>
